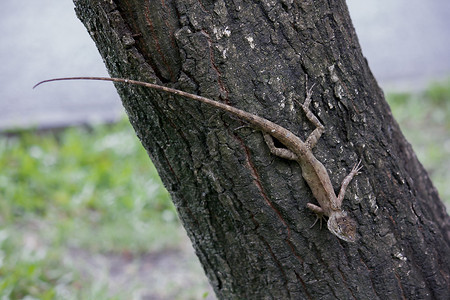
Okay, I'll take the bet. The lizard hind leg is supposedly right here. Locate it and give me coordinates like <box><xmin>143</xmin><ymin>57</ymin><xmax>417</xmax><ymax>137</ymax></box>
<box><xmin>263</xmin><ymin>133</ymin><xmax>298</xmax><ymax>161</ymax></box>
<box><xmin>297</xmin><ymin>82</ymin><xmax>325</xmax><ymax>150</ymax></box>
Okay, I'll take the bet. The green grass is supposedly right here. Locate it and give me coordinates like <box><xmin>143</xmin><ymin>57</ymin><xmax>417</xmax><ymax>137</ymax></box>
<box><xmin>0</xmin><ymin>79</ymin><xmax>449</xmax><ymax>299</ymax></box>
<box><xmin>386</xmin><ymin>78</ymin><xmax>450</xmax><ymax>207</ymax></box>
<box><xmin>0</xmin><ymin>119</ymin><xmax>182</xmax><ymax>299</ymax></box>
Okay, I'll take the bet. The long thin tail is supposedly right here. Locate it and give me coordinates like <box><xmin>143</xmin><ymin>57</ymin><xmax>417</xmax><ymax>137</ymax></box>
<box><xmin>34</xmin><ymin>76</ymin><xmax>206</xmax><ymax>103</ymax></box>
<box><xmin>34</xmin><ymin>76</ymin><xmax>237</xmax><ymax>112</ymax></box>
<box><xmin>33</xmin><ymin>76</ymin><xmax>300</xmax><ymax>147</ymax></box>
<box><xmin>33</xmin><ymin>76</ymin><xmax>267</xmax><ymax>127</ymax></box>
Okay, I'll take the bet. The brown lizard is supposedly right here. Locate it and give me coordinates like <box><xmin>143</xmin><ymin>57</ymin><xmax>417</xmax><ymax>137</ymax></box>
<box><xmin>34</xmin><ymin>76</ymin><xmax>363</xmax><ymax>242</ymax></box>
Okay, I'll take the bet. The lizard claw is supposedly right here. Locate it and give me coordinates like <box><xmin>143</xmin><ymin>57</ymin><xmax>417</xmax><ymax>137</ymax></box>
<box><xmin>306</xmin><ymin>83</ymin><xmax>315</xmax><ymax>98</ymax></box>
<box><xmin>309</xmin><ymin>213</ymin><xmax>326</xmax><ymax>229</ymax></box>
<box><xmin>352</xmin><ymin>159</ymin><xmax>363</xmax><ymax>174</ymax></box>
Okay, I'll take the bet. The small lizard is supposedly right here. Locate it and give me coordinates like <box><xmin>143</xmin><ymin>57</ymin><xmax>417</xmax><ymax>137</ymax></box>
<box><xmin>34</xmin><ymin>76</ymin><xmax>363</xmax><ymax>242</ymax></box>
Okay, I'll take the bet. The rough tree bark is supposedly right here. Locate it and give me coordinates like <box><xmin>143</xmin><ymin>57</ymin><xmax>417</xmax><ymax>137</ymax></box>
<box><xmin>73</xmin><ymin>0</ymin><xmax>449</xmax><ymax>299</ymax></box>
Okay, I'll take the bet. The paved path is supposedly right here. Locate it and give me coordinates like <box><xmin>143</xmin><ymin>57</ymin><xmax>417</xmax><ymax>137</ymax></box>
<box><xmin>1</xmin><ymin>0</ymin><xmax>449</xmax><ymax>130</ymax></box>
<box><xmin>348</xmin><ymin>0</ymin><xmax>450</xmax><ymax>90</ymax></box>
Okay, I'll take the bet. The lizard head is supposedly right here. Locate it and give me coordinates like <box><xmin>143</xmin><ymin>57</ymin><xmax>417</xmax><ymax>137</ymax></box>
<box><xmin>327</xmin><ymin>211</ymin><xmax>358</xmax><ymax>242</ymax></box>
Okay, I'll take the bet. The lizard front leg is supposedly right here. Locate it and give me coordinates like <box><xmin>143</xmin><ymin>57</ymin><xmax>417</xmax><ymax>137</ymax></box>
<box><xmin>308</xmin><ymin>203</ymin><xmax>358</xmax><ymax>242</ymax></box>
<box><xmin>336</xmin><ymin>160</ymin><xmax>363</xmax><ymax>207</ymax></box>
<box><xmin>306</xmin><ymin>203</ymin><xmax>326</xmax><ymax>229</ymax></box>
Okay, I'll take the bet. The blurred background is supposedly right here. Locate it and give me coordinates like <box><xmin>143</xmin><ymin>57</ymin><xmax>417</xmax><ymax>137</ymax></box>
<box><xmin>0</xmin><ymin>0</ymin><xmax>449</xmax><ymax>299</ymax></box>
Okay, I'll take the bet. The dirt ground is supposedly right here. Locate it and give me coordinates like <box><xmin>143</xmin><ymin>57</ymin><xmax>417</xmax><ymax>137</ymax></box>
<box><xmin>67</xmin><ymin>235</ymin><xmax>216</xmax><ymax>299</ymax></box>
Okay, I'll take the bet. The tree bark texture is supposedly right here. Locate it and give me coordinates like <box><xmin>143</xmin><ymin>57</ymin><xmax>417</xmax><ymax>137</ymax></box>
<box><xmin>73</xmin><ymin>0</ymin><xmax>449</xmax><ymax>299</ymax></box>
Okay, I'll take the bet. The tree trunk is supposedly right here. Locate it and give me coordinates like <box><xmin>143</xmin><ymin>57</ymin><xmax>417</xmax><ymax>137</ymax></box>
<box><xmin>73</xmin><ymin>0</ymin><xmax>449</xmax><ymax>298</ymax></box>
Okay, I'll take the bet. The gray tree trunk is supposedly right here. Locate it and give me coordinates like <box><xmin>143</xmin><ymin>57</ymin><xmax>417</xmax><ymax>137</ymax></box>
<box><xmin>73</xmin><ymin>0</ymin><xmax>449</xmax><ymax>299</ymax></box>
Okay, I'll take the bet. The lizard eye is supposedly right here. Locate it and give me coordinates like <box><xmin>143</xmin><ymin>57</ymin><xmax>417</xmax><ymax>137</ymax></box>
<box><xmin>328</xmin><ymin>213</ymin><xmax>358</xmax><ymax>242</ymax></box>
